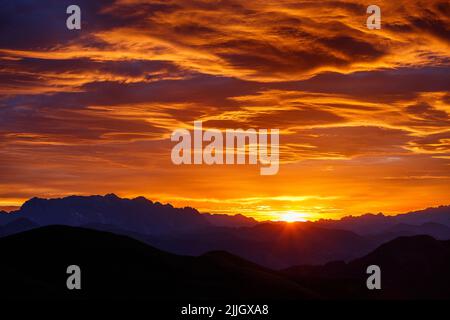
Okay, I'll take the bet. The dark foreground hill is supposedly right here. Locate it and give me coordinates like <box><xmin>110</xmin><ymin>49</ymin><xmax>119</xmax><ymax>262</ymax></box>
<box><xmin>0</xmin><ymin>226</ymin><xmax>314</xmax><ymax>300</ymax></box>
<box><xmin>1</xmin><ymin>226</ymin><xmax>450</xmax><ymax>300</ymax></box>
<box><xmin>284</xmin><ymin>235</ymin><xmax>450</xmax><ymax>299</ymax></box>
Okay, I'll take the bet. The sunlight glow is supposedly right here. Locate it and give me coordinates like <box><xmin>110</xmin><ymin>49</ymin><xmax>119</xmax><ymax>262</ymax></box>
<box><xmin>279</xmin><ymin>211</ymin><xmax>308</xmax><ymax>223</ymax></box>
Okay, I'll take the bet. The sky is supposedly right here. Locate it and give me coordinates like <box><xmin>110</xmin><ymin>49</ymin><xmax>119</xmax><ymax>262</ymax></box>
<box><xmin>0</xmin><ymin>0</ymin><xmax>449</xmax><ymax>221</ymax></box>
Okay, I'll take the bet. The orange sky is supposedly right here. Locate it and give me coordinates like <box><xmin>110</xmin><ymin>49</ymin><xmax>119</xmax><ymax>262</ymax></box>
<box><xmin>0</xmin><ymin>0</ymin><xmax>449</xmax><ymax>221</ymax></box>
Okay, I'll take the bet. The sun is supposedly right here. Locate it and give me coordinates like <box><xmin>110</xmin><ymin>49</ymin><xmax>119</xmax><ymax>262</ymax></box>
<box><xmin>280</xmin><ymin>211</ymin><xmax>307</xmax><ymax>223</ymax></box>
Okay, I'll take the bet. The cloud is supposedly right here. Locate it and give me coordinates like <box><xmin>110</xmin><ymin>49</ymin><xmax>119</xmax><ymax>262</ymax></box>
<box><xmin>2</xmin><ymin>0</ymin><xmax>449</xmax><ymax>82</ymax></box>
<box><xmin>406</xmin><ymin>102</ymin><xmax>449</xmax><ymax>122</ymax></box>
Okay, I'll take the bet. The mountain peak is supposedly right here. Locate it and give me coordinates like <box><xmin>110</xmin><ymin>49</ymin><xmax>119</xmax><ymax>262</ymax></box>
<box><xmin>132</xmin><ymin>196</ymin><xmax>153</xmax><ymax>204</ymax></box>
<box><xmin>104</xmin><ymin>193</ymin><xmax>120</xmax><ymax>199</ymax></box>
<box><xmin>356</xmin><ymin>234</ymin><xmax>445</xmax><ymax>265</ymax></box>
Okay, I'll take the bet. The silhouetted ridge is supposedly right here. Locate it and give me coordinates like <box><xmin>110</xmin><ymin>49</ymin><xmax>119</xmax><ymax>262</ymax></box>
<box><xmin>316</xmin><ymin>205</ymin><xmax>450</xmax><ymax>235</ymax></box>
<box><xmin>0</xmin><ymin>226</ymin><xmax>314</xmax><ymax>300</ymax></box>
<box><xmin>0</xmin><ymin>217</ymin><xmax>37</xmax><ymax>237</ymax></box>
<box><xmin>284</xmin><ymin>235</ymin><xmax>450</xmax><ymax>299</ymax></box>
<box><xmin>354</xmin><ymin>235</ymin><xmax>449</xmax><ymax>265</ymax></box>
<box><xmin>15</xmin><ymin>194</ymin><xmax>255</xmax><ymax>235</ymax></box>
<box><xmin>2</xmin><ymin>226</ymin><xmax>450</xmax><ymax>299</ymax></box>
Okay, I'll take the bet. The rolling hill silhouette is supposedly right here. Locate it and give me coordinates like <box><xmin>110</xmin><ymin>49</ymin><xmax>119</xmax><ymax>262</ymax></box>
<box><xmin>0</xmin><ymin>225</ymin><xmax>314</xmax><ymax>300</ymax></box>
<box><xmin>1</xmin><ymin>226</ymin><xmax>449</xmax><ymax>300</ymax></box>
<box><xmin>284</xmin><ymin>235</ymin><xmax>450</xmax><ymax>299</ymax></box>
<box><xmin>139</xmin><ymin>222</ymin><xmax>376</xmax><ymax>268</ymax></box>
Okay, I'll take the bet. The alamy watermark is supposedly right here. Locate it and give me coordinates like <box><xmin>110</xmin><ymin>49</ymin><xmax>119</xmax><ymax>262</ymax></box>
<box><xmin>66</xmin><ymin>5</ymin><xmax>81</xmax><ymax>30</ymax></box>
<box><xmin>366</xmin><ymin>265</ymin><xmax>381</xmax><ymax>290</ymax></box>
<box><xmin>366</xmin><ymin>5</ymin><xmax>381</xmax><ymax>30</ymax></box>
<box><xmin>66</xmin><ymin>265</ymin><xmax>81</xmax><ymax>290</ymax></box>
<box><xmin>171</xmin><ymin>121</ymin><xmax>280</xmax><ymax>175</ymax></box>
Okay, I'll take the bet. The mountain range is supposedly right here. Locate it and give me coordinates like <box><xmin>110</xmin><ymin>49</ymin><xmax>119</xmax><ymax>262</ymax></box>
<box><xmin>1</xmin><ymin>194</ymin><xmax>449</xmax><ymax>269</ymax></box>
<box><xmin>3</xmin><ymin>193</ymin><xmax>257</xmax><ymax>234</ymax></box>
<box><xmin>316</xmin><ymin>205</ymin><xmax>450</xmax><ymax>235</ymax></box>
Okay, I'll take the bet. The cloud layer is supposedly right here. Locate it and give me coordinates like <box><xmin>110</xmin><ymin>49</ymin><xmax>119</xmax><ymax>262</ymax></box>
<box><xmin>0</xmin><ymin>0</ymin><xmax>449</xmax><ymax>219</ymax></box>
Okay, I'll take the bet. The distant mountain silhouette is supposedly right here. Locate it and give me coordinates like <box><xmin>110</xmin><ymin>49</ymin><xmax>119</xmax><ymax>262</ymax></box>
<box><xmin>0</xmin><ymin>194</ymin><xmax>256</xmax><ymax>234</ymax></box>
<box><xmin>0</xmin><ymin>226</ymin><xmax>314</xmax><ymax>300</ymax></box>
<box><xmin>370</xmin><ymin>222</ymin><xmax>450</xmax><ymax>243</ymax></box>
<box><xmin>316</xmin><ymin>206</ymin><xmax>450</xmax><ymax>235</ymax></box>
<box><xmin>202</xmin><ymin>212</ymin><xmax>257</xmax><ymax>227</ymax></box>
<box><xmin>48</xmin><ymin>221</ymin><xmax>375</xmax><ymax>269</ymax></box>
<box><xmin>0</xmin><ymin>217</ymin><xmax>38</xmax><ymax>237</ymax></box>
<box><xmin>139</xmin><ymin>222</ymin><xmax>377</xmax><ymax>269</ymax></box>
<box><xmin>284</xmin><ymin>235</ymin><xmax>450</xmax><ymax>299</ymax></box>
<box><xmin>0</xmin><ymin>211</ymin><xmax>20</xmax><ymax>225</ymax></box>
